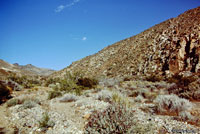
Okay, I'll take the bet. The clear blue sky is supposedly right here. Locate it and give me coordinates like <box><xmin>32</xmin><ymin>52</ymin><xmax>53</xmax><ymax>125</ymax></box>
<box><xmin>0</xmin><ymin>0</ymin><xmax>199</xmax><ymax>70</ymax></box>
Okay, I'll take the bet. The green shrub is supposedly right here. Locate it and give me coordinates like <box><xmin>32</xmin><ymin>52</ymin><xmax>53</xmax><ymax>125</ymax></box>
<box><xmin>39</xmin><ymin>112</ymin><xmax>55</xmax><ymax>130</ymax></box>
<box><xmin>51</xmin><ymin>71</ymin><xmax>98</xmax><ymax>96</ymax></box>
<box><xmin>8</xmin><ymin>74</ymin><xmax>40</xmax><ymax>89</ymax></box>
<box><xmin>48</xmin><ymin>90</ymin><xmax>62</xmax><ymax>100</ymax></box>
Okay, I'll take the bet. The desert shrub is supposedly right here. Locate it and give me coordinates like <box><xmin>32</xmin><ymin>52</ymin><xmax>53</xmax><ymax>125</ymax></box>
<box><xmin>8</xmin><ymin>74</ymin><xmax>40</xmax><ymax>89</ymax></box>
<box><xmin>6</xmin><ymin>98</ymin><xmax>21</xmax><ymax>107</ymax></box>
<box><xmin>59</xmin><ymin>93</ymin><xmax>78</xmax><ymax>102</ymax></box>
<box><xmin>95</xmin><ymin>90</ymin><xmax>113</xmax><ymax>102</ymax></box>
<box><xmin>45</xmin><ymin>77</ymin><xmax>60</xmax><ymax>87</ymax></box>
<box><xmin>48</xmin><ymin>90</ymin><xmax>62</xmax><ymax>100</ymax></box>
<box><xmin>99</xmin><ymin>78</ymin><xmax>121</xmax><ymax>88</ymax></box>
<box><xmin>38</xmin><ymin>112</ymin><xmax>55</xmax><ymax>131</ymax></box>
<box><xmin>84</xmin><ymin>103</ymin><xmax>134</xmax><ymax>134</ymax></box>
<box><xmin>134</xmin><ymin>95</ymin><xmax>144</xmax><ymax>103</ymax></box>
<box><xmin>167</xmin><ymin>77</ymin><xmax>200</xmax><ymax>101</ymax></box>
<box><xmin>154</xmin><ymin>94</ymin><xmax>193</xmax><ymax>115</ymax></box>
<box><xmin>178</xmin><ymin>111</ymin><xmax>194</xmax><ymax>121</ymax></box>
<box><xmin>127</xmin><ymin>122</ymin><xmax>156</xmax><ymax>134</ymax></box>
<box><xmin>112</xmin><ymin>92</ymin><xmax>130</xmax><ymax>107</ymax></box>
<box><xmin>22</xmin><ymin>100</ymin><xmax>38</xmax><ymax>109</ymax></box>
<box><xmin>51</xmin><ymin>71</ymin><xmax>98</xmax><ymax>96</ymax></box>
<box><xmin>77</xmin><ymin>77</ymin><xmax>98</xmax><ymax>88</ymax></box>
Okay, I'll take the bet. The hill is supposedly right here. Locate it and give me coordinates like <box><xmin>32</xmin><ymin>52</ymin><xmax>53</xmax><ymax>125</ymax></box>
<box><xmin>52</xmin><ymin>6</ymin><xmax>200</xmax><ymax>79</ymax></box>
<box><xmin>0</xmin><ymin>59</ymin><xmax>55</xmax><ymax>79</ymax></box>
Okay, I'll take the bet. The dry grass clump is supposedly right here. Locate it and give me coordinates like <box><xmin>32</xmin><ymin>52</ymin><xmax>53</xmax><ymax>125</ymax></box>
<box><xmin>38</xmin><ymin>112</ymin><xmax>55</xmax><ymax>131</ymax></box>
<box><xmin>112</xmin><ymin>92</ymin><xmax>130</xmax><ymax>107</ymax></box>
<box><xmin>154</xmin><ymin>94</ymin><xmax>192</xmax><ymax>115</ymax></box>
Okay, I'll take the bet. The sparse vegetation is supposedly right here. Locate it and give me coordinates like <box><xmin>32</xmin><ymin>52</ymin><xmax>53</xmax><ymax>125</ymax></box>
<box><xmin>84</xmin><ymin>103</ymin><xmax>134</xmax><ymax>134</ymax></box>
<box><xmin>127</xmin><ymin>121</ymin><xmax>156</xmax><ymax>134</ymax></box>
<box><xmin>112</xmin><ymin>92</ymin><xmax>130</xmax><ymax>107</ymax></box>
<box><xmin>48</xmin><ymin>90</ymin><xmax>62</xmax><ymax>100</ymax></box>
<box><xmin>6</xmin><ymin>98</ymin><xmax>20</xmax><ymax>107</ymax></box>
<box><xmin>38</xmin><ymin>112</ymin><xmax>55</xmax><ymax>130</ymax></box>
<box><xmin>59</xmin><ymin>93</ymin><xmax>78</xmax><ymax>102</ymax></box>
<box><xmin>8</xmin><ymin>74</ymin><xmax>41</xmax><ymax>89</ymax></box>
<box><xmin>22</xmin><ymin>100</ymin><xmax>38</xmax><ymax>109</ymax></box>
<box><xmin>95</xmin><ymin>90</ymin><xmax>113</xmax><ymax>102</ymax></box>
<box><xmin>48</xmin><ymin>71</ymin><xmax>98</xmax><ymax>96</ymax></box>
<box><xmin>154</xmin><ymin>94</ymin><xmax>193</xmax><ymax>115</ymax></box>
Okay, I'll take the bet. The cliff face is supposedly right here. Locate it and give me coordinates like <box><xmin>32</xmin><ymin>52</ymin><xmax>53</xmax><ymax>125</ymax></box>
<box><xmin>53</xmin><ymin>7</ymin><xmax>200</xmax><ymax>78</ymax></box>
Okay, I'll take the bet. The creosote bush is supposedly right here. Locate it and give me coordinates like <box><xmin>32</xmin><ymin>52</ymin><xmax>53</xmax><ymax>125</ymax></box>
<box><xmin>84</xmin><ymin>103</ymin><xmax>134</xmax><ymax>134</ymax></box>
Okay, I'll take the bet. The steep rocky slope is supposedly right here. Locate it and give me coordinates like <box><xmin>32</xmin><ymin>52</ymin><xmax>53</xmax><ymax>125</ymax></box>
<box><xmin>52</xmin><ymin>6</ymin><xmax>200</xmax><ymax>78</ymax></box>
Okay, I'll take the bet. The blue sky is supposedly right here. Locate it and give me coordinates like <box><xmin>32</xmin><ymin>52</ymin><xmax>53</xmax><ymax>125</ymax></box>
<box><xmin>0</xmin><ymin>0</ymin><xmax>199</xmax><ymax>70</ymax></box>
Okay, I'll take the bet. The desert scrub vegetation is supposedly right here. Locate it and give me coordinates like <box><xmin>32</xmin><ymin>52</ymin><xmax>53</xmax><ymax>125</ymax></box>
<box><xmin>84</xmin><ymin>103</ymin><xmax>135</xmax><ymax>134</ymax></box>
<box><xmin>166</xmin><ymin>74</ymin><xmax>200</xmax><ymax>101</ymax></box>
<box><xmin>95</xmin><ymin>90</ymin><xmax>113</xmax><ymax>102</ymax></box>
<box><xmin>48</xmin><ymin>90</ymin><xmax>62</xmax><ymax>100</ymax></box>
<box><xmin>6</xmin><ymin>97</ymin><xmax>40</xmax><ymax>108</ymax></box>
<box><xmin>112</xmin><ymin>92</ymin><xmax>131</xmax><ymax>107</ymax></box>
<box><xmin>127</xmin><ymin>121</ymin><xmax>156</xmax><ymax>134</ymax></box>
<box><xmin>59</xmin><ymin>93</ymin><xmax>78</xmax><ymax>102</ymax></box>
<box><xmin>6</xmin><ymin>98</ymin><xmax>21</xmax><ymax>107</ymax></box>
<box><xmin>49</xmin><ymin>71</ymin><xmax>98</xmax><ymax>96</ymax></box>
<box><xmin>154</xmin><ymin>94</ymin><xmax>193</xmax><ymax>116</ymax></box>
<box><xmin>8</xmin><ymin>74</ymin><xmax>41</xmax><ymax>88</ymax></box>
<box><xmin>38</xmin><ymin>112</ymin><xmax>55</xmax><ymax>131</ymax></box>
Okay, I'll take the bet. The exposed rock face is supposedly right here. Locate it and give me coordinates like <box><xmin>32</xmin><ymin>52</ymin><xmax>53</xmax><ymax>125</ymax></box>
<box><xmin>53</xmin><ymin>7</ymin><xmax>200</xmax><ymax>78</ymax></box>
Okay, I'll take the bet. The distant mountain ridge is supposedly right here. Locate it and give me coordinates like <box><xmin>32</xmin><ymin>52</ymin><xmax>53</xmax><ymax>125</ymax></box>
<box><xmin>15</xmin><ymin>63</ymin><xmax>55</xmax><ymax>76</ymax></box>
<box><xmin>0</xmin><ymin>59</ymin><xmax>55</xmax><ymax>78</ymax></box>
<box><xmin>51</xmin><ymin>6</ymin><xmax>200</xmax><ymax>79</ymax></box>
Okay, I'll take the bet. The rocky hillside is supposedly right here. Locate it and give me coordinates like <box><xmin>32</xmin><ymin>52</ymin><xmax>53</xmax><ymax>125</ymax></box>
<box><xmin>52</xmin><ymin>6</ymin><xmax>200</xmax><ymax>79</ymax></box>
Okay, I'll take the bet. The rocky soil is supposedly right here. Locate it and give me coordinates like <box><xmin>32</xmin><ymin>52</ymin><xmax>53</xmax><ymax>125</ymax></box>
<box><xmin>0</xmin><ymin>78</ymin><xmax>200</xmax><ymax>134</ymax></box>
